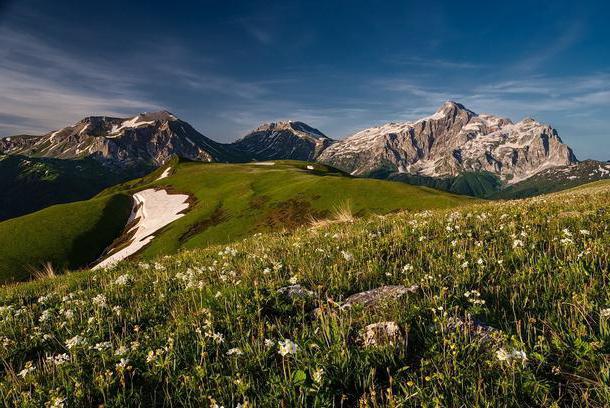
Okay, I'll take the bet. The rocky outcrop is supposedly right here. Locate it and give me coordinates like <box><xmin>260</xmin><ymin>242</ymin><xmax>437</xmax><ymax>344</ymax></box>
<box><xmin>318</xmin><ymin>101</ymin><xmax>577</xmax><ymax>184</ymax></box>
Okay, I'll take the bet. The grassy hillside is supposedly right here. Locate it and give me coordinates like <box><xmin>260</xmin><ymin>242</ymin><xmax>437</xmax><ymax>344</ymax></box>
<box><xmin>0</xmin><ymin>160</ymin><xmax>472</xmax><ymax>283</ymax></box>
<box><xmin>136</xmin><ymin>160</ymin><xmax>474</xmax><ymax>258</ymax></box>
<box><xmin>0</xmin><ymin>154</ymin><xmax>146</xmax><ymax>221</ymax></box>
<box><xmin>0</xmin><ymin>181</ymin><xmax>607</xmax><ymax>406</ymax></box>
<box><xmin>0</xmin><ymin>194</ymin><xmax>132</xmax><ymax>283</ymax></box>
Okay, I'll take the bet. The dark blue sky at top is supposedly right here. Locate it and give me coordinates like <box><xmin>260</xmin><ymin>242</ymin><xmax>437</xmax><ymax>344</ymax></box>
<box><xmin>0</xmin><ymin>0</ymin><xmax>608</xmax><ymax>159</ymax></box>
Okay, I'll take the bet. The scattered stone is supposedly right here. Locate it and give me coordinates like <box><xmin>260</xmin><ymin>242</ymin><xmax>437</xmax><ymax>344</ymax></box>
<box><xmin>358</xmin><ymin>321</ymin><xmax>407</xmax><ymax>348</ymax></box>
<box><xmin>342</xmin><ymin>285</ymin><xmax>419</xmax><ymax>309</ymax></box>
<box><xmin>277</xmin><ymin>284</ymin><xmax>314</xmax><ymax>302</ymax></box>
<box><xmin>445</xmin><ymin>316</ymin><xmax>501</xmax><ymax>344</ymax></box>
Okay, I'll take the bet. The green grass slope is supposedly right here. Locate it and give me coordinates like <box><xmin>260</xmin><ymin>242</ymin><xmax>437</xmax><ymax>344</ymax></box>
<box><xmin>0</xmin><ymin>194</ymin><xmax>133</xmax><ymax>283</ymax></box>
<box><xmin>137</xmin><ymin>160</ymin><xmax>474</xmax><ymax>258</ymax></box>
<box><xmin>0</xmin><ymin>160</ymin><xmax>473</xmax><ymax>284</ymax></box>
<box><xmin>0</xmin><ymin>181</ymin><xmax>608</xmax><ymax>406</ymax></box>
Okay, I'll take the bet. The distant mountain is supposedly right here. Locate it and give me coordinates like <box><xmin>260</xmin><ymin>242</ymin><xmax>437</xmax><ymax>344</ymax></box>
<box><xmin>318</xmin><ymin>101</ymin><xmax>577</xmax><ymax>185</ymax></box>
<box><xmin>230</xmin><ymin>121</ymin><xmax>334</xmax><ymax>161</ymax></box>
<box><xmin>0</xmin><ymin>111</ymin><xmax>244</xmax><ymax>166</ymax></box>
<box><xmin>0</xmin><ymin>154</ymin><xmax>148</xmax><ymax>221</ymax></box>
<box><xmin>490</xmin><ymin>160</ymin><xmax>610</xmax><ymax>199</ymax></box>
<box><xmin>0</xmin><ymin>154</ymin><xmax>141</xmax><ymax>221</ymax></box>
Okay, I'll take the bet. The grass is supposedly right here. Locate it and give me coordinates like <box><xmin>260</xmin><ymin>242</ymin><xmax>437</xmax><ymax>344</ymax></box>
<box><xmin>138</xmin><ymin>160</ymin><xmax>473</xmax><ymax>258</ymax></box>
<box><xmin>0</xmin><ymin>194</ymin><xmax>133</xmax><ymax>283</ymax></box>
<box><xmin>0</xmin><ymin>180</ymin><xmax>608</xmax><ymax>406</ymax></box>
<box><xmin>0</xmin><ymin>160</ymin><xmax>473</xmax><ymax>283</ymax></box>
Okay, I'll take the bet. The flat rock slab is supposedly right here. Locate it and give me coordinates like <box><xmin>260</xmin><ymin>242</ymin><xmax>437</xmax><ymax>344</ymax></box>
<box><xmin>343</xmin><ymin>285</ymin><xmax>419</xmax><ymax>309</ymax></box>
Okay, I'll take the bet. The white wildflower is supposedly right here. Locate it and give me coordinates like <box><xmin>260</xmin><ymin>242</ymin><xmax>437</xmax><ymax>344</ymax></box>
<box><xmin>18</xmin><ymin>361</ymin><xmax>35</xmax><ymax>378</ymax></box>
<box><xmin>92</xmin><ymin>294</ymin><xmax>107</xmax><ymax>308</ymax></box>
<box><xmin>226</xmin><ymin>347</ymin><xmax>243</xmax><ymax>356</ymax></box>
<box><xmin>278</xmin><ymin>339</ymin><xmax>298</xmax><ymax>356</ymax></box>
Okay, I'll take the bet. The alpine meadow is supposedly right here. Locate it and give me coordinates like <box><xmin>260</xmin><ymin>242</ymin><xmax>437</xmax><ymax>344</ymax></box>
<box><xmin>1</xmin><ymin>0</ymin><xmax>609</xmax><ymax>407</ymax></box>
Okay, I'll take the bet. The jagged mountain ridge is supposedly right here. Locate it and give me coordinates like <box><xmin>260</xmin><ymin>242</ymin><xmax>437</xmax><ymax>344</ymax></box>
<box><xmin>0</xmin><ymin>111</ymin><xmax>243</xmax><ymax>166</ymax></box>
<box><xmin>317</xmin><ymin>101</ymin><xmax>577</xmax><ymax>184</ymax></box>
<box><xmin>231</xmin><ymin>120</ymin><xmax>334</xmax><ymax>161</ymax></box>
<box><xmin>1</xmin><ymin>103</ymin><xmax>601</xmax><ymax>200</ymax></box>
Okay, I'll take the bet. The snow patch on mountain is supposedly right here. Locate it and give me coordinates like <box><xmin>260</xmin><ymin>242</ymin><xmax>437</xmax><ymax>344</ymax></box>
<box><xmin>93</xmin><ymin>189</ymin><xmax>189</xmax><ymax>269</ymax></box>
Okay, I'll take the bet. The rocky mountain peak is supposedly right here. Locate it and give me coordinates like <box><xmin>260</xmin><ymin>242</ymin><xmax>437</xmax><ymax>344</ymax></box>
<box><xmin>231</xmin><ymin>120</ymin><xmax>334</xmax><ymax>161</ymax></box>
<box><xmin>318</xmin><ymin>102</ymin><xmax>577</xmax><ymax>183</ymax></box>
<box><xmin>0</xmin><ymin>111</ymin><xmax>239</xmax><ymax>166</ymax></box>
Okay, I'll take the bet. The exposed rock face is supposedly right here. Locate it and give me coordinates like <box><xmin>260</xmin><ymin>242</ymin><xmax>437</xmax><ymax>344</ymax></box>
<box><xmin>358</xmin><ymin>321</ymin><xmax>407</xmax><ymax>348</ymax></box>
<box><xmin>342</xmin><ymin>285</ymin><xmax>419</xmax><ymax>309</ymax></box>
<box><xmin>318</xmin><ymin>101</ymin><xmax>577</xmax><ymax>184</ymax></box>
<box><xmin>231</xmin><ymin>121</ymin><xmax>334</xmax><ymax>161</ymax></box>
<box><xmin>0</xmin><ymin>111</ymin><xmax>241</xmax><ymax>166</ymax></box>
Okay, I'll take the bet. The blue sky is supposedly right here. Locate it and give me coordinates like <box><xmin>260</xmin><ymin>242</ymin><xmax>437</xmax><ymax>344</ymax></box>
<box><xmin>0</xmin><ymin>0</ymin><xmax>608</xmax><ymax>160</ymax></box>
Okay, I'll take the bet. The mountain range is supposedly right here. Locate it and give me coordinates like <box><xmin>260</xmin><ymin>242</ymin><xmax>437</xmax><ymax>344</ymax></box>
<box><xmin>1</xmin><ymin>101</ymin><xmax>608</xmax><ymax>220</ymax></box>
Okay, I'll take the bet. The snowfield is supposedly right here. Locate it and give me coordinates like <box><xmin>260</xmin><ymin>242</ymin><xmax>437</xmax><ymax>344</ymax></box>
<box><xmin>156</xmin><ymin>167</ymin><xmax>172</xmax><ymax>181</ymax></box>
<box><xmin>93</xmin><ymin>189</ymin><xmax>189</xmax><ymax>269</ymax></box>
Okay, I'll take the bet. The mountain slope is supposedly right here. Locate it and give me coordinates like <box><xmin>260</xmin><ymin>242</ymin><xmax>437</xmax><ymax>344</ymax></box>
<box><xmin>490</xmin><ymin>159</ymin><xmax>610</xmax><ymax>199</ymax></box>
<box><xmin>231</xmin><ymin>121</ymin><xmax>334</xmax><ymax>161</ymax></box>
<box><xmin>0</xmin><ymin>154</ymin><xmax>146</xmax><ymax>221</ymax></box>
<box><xmin>318</xmin><ymin>101</ymin><xmax>577</xmax><ymax>184</ymax></box>
<box><xmin>0</xmin><ymin>180</ymin><xmax>608</xmax><ymax>406</ymax></box>
<box><xmin>0</xmin><ymin>111</ymin><xmax>244</xmax><ymax>166</ymax></box>
<box><xmin>0</xmin><ymin>193</ymin><xmax>132</xmax><ymax>283</ymax></box>
<box><xmin>0</xmin><ymin>160</ymin><xmax>474</xmax><ymax>283</ymax></box>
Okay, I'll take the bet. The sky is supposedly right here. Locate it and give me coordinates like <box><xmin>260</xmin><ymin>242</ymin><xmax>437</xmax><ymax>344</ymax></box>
<box><xmin>0</xmin><ymin>0</ymin><xmax>608</xmax><ymax>160</ymax></box>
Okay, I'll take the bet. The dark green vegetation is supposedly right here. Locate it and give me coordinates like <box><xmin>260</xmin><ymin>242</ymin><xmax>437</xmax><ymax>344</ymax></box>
<box><xmin>0</xmin><ymin>194</ymin><xmax>132</xmax><ymax>283</ymax></box>
<box><xmin>389</xmin><ymin>171</ymin><xmax>502</xmax><ymax>198</ymax></box>
<box><xmin>0</xmin><ymin>160</ymin><xmax>473</xmax><ymax>284</ymax></box>
<box><xmin>0</xmin><ymin>181</ymin><xmax>608</xmax><ymax>406</ymax></box>
<box><xmin>0</xmin><ymin>154</ymin><xmax>146</xmax><ymax>221</ymax></box>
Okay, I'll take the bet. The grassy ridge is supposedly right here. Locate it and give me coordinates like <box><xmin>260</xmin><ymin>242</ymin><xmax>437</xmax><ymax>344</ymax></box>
<box><xmin>0</xmin><ymin>194</ymin><xmax>133</xmax><ymax>283</ymax></box>
<box><xmin>141</xmin><ymin>160</ymin><xmax>474</xmax><ymax>258</ymax></box>
<box><xmin>0</xmin><ymin>160</ymin><xmax>471</xmax><ymax>284</ymax></box>
<box><xmin>0</xmin><ymin>181</ymin><xmax>608</xmax><ymax>406</ymax></box>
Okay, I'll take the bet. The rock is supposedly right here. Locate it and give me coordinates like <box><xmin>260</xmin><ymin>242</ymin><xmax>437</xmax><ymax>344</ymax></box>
<box><xmin>358</xmin><ymin>321</ymin><xmax>407</xmax><ymax>348</ymax></box>
<box><xmin>318</xmin><ymin>101</ymin><xmax>576</xmax><ymax>184</ymax></box>
<box><xmin>445</xmin><ymin>316</ymin><xmax>501</xmax><ymax>344</ymax></box>
<box><xmin>277</xmin><ymin>284</ymin><xmax>314</xmax><ymax>302</ymax></box>
<box><xmin>342</xmin><ymin>285</ymin><xmax>419</xmax><ymax>309</ymax></box>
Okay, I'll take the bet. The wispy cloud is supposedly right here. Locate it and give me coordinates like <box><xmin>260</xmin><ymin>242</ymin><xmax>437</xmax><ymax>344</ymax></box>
<box><xmin>0</xmin><ymin>27</ymin><xmax>162</xmax><ymax>135</ymax></box>
<box><xmin>512</xmin><ymin>21</ymin><xmax>584</xmax><ymax>72</ymax></box>
<box><xmin>385</xmin><ymin>56</ymin><xmax>484</xmax><ymax>70</ymax></box>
